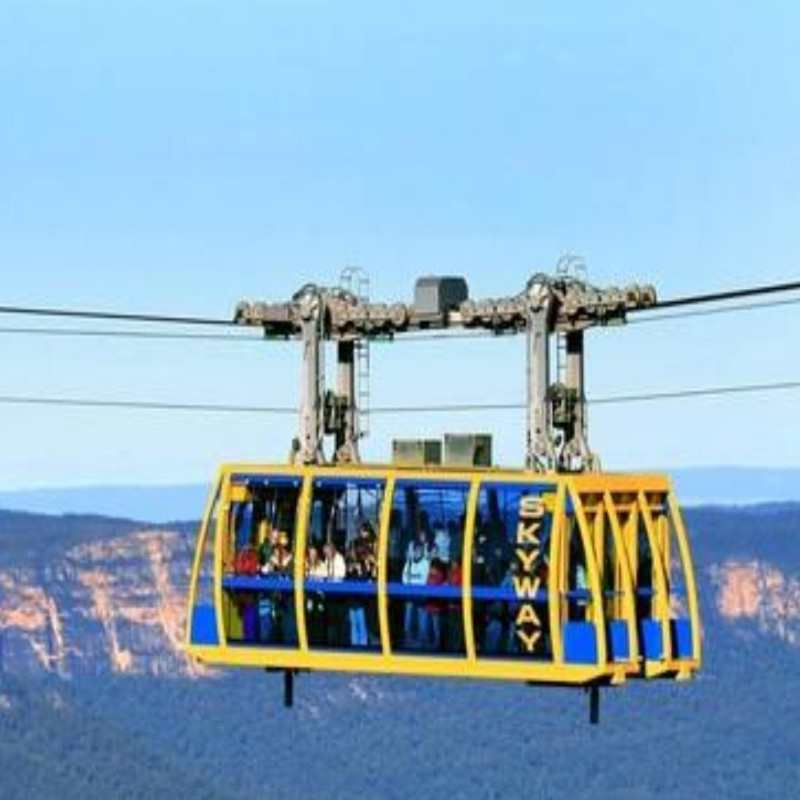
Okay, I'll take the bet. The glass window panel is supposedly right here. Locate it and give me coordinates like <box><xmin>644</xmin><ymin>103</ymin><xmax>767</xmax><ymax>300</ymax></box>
<box><xmin>663</xmin><ymin>505</ymin><xmax>690</xmax><ymax>619</ymax></box>
<box><xmin>473</xmin><ymin>484</ymin><xmax>554</xmax><ymax>660</ymax></box>
<box><xmin>305</xmin><ymin>479</ymin><xmax>383</xmax><ymax>651</ymax></box>
<box><xmin>388</xmin><ymin>482</ymin><xmax>468</xmax><ymax>655</ymax></box>
<box><xmin>222</xmin><ymin>477</ymin><xmax>300</xmax><ymax>646</ymax></box>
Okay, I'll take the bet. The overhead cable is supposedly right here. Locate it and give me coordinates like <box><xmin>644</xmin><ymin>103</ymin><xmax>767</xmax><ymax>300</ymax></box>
<box><xmin>0</xmin><ymin>304</ymin><xmax>233</xmax><ymax>327</ymax></box>
<box><xmin>1</xmin><ymin>379</ymin><xmax>799</xmax><ymax>416</ymax></box>
<box><xmin>644</xmin><ymin>279</ymin><xmax>800</xmax><ymax>312</ymax></box>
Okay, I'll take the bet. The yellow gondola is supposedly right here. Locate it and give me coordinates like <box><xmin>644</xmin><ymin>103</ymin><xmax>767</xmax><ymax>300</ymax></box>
<box><xmin>186</xmin><ymin>464</ymin><xmax>701</xmax><ymax>695</ymax></box>
<box><xmin>186</xmin><ymin>272</ymin><xmax>702</xmax><ymax>722</ymax></box>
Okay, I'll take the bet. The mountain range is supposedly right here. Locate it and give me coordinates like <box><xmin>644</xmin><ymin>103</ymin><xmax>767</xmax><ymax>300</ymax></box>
<box><xmin>0</xmin><ymin>501</ymin><xmax>798</xmax><ymax>799</ymax></box>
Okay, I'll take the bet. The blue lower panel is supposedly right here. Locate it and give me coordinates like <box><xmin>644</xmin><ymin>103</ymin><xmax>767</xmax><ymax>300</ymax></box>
<box><xmin>563</xmin><ymin>622</ymin><xmax>598</xmax><ymax>664</ymax></box>
<box><xmin>607</xmin><ymin>621</ymin><xmax>630</xmax><ymax>662</ymax></box>
<box><xmin>640</xmin><ymin>620</ymin><xmax>663</xmax><ymax>660</ymax></box>
<box><xmin>671</xmin><ymin>618</ymin><xmax>694</xmax><ymax>659</ymax></box>
<box><xmin>191</xmin><ymin>604</ymin><xmax>219</xmax><ymax>646</ymax></box>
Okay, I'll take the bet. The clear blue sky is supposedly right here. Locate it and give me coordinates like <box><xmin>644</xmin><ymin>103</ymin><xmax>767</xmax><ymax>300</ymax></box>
<box><xmin>1</xmin><ymin>0</ymin><xmax>799</xmax><ymax>489</ymax></box>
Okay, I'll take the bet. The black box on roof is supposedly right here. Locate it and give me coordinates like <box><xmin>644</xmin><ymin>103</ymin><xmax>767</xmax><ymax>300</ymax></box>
<box><xmin>413</xmin><ymin>277</ymin><xmax>469</xmax><ymax>315</ymax></box>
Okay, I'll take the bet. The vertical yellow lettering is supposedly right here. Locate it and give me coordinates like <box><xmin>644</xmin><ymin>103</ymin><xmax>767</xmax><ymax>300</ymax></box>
<box><xmin>512</xmin><ymin>575</ymin><xmax>541</xmax><ymax>599</ymax></box>
<box><xmin>515</xmin><ymin>548</ymin><xmax>540</xmax><ymax>573</ymax></box>
<box><xmin>515</xmin><ymin>603</ymin><xmax>541</xmax><ymax>627</ymax></box>
<box><xmin>516</xmin><ymin>629</ymin><xmax>542</xmax><ymax>653</ymax></box>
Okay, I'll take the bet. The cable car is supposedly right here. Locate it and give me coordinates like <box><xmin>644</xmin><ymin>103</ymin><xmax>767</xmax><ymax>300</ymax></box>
<box><xmin>186</xmin><ymin>463</ymin><xmax>701</xmax><ymax>701</ymax></box>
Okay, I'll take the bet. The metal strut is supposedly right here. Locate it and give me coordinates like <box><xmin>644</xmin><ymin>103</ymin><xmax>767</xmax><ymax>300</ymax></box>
<box><xmin>284</xmin><ymin>669</ymin><xmax>294</xmax><ymax>709</ymax></box>
<box><xmin>525</xmin><ymin>278</ymin><xmax>556</xmax><ymax>471</ymax></box>
<box><xmin>235</xmin><ymin>262</ymin><xmax>657</xmax><ymax>473</ymax></box>
<box><xmin>589</xmin><ymin>685</ymin><xmax>600</xmax><ymax>725</ymax></box>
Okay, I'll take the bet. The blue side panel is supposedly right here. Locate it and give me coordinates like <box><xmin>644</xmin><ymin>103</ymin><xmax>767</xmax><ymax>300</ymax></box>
<box><xmin>671</xmin><ymin>618</ymin><xmax>694</xmax><ymax>659</ymax></box>
<box><xmin>607</xmin><ymin>620</ymin><xmax>630</xmax><ymax>662</ymax></box>
<box><xmin>563</xmin><ymin>622</ymin><xmax>598</xmax><ymax>664</ymax></box>
<box><xmin>190</xmin><ymin>605</ymin><xmax>219</xmax><ymax>646</ymax></box>
<box><xmin>640</xmin><ymin>620</ymin><xmax>663</xmax><ymax>660</ymax></box>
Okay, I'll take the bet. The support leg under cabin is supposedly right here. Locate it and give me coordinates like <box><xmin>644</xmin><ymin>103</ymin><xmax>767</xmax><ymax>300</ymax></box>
<box><xmin>284</xmin><ymin>669</ymin><xmax>294</xmax><ymax>709</ymax></box>
<box><xmin>589</xmin><ymin>685</ymin><xmax>600</xmax><ymax>725</ymax></box>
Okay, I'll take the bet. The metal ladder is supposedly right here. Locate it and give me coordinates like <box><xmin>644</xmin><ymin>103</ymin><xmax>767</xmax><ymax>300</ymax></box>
<box><xmin>339</xmin><ymin>266</ymin><xmax>371</xmax><ymax>441</ymax></box>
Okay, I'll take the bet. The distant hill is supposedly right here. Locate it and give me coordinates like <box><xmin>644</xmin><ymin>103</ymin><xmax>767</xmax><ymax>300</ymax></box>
<box><xmin>0</xmin><ymin>503</ymin><xmax>798</xmax><ymax>800</ymax></box>
<box><xmin>1</xmin><ymin>466</ymin><xmax>800</xmax><ymax>521</ymax></box>
<box><xmin>0</xmin><ymin>483</ymin><xmax>210</xmax><ymax>522</ymax></box>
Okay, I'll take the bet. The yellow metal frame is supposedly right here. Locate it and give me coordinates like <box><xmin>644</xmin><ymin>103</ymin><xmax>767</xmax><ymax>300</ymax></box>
<box><xmin>185</xmin><ymin>463</ymin><xmax>701</xmax><ymax>686</ymax></box>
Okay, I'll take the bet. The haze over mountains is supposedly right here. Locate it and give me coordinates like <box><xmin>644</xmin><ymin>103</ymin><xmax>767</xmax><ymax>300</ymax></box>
<box><xmin>2</xmin><ymin>466</ymin><xmax>800</xmax><ymax>521</ymax></box>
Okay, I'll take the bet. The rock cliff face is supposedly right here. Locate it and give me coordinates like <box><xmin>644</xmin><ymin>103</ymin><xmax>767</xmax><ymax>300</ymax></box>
<box><xmin>711</xmin><ymin>560</ymin><xmax>800</xmax><ymax>645</ymax></box>
<box><xmin>0</xmin><ymin>508</ymin><xmax>797</xmax><ymax>679</ymax></box>
<box><xmin>0</xmin><ymin>527</ymin><xmax>203</xmax><ymax>678</ymax></box>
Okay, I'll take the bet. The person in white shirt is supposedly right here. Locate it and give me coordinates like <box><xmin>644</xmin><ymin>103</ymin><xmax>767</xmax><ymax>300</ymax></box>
<box><xmin>322</xmin><ymin>541</ymin><xmax>346</xmax><ymax>581</ymax></box>
<box><xmin>402</xmin><ymin>542</ymin><xmax>430</xmax><ymax>646</ymax></box>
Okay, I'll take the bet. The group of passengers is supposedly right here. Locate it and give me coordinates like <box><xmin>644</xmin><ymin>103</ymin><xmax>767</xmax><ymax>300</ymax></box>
<box><xmin>305</xmin><ymin>523</ymin><xmax>379</xmax><ymax>648</ymax></box>
<box><xmin>400</xmin><ymin>524</ymin><xmax>464</xmax><ymax>652</ymax></box>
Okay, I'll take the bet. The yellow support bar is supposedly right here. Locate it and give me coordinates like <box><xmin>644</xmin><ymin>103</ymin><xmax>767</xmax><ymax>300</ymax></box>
<box><xmin>637</xmin><ymin>490</ymin><xmax>671</xmax><ymax>662</ymax></box>
<box><xmin>570</xmin><ymin>483</ymin><xmax>607</xmax><ymax>666</ymax></box>
<box><xmin>462</xmin><ymin>478</ymin><xmax>480</xmax><ymax>664</ymax></box>
<box><xmin>189</xmin><ymin>645</ymin><xmax>607</xmax><ymax>685</ymax></box>
<box><xmin>214</xmin><ymin>473</ymin><xmax>233</xmax><ymax>647</ymax></box>
<box><xmin>293</xmin><ymin>471</ymin><xmax>312</xmax><ymax>654</ymax></box>
<box><xmin>377</xmin><ymin>477</ymin><xmax>396</xmax><ymax>657</ymax></box>
<box><xmin>667</xmin><ymin>490</ymin><xmax>703</xmax><ymax>668</ymax></box>
<box><xmin>603</xmin><ymin>491</ymin><xmax>640</xmax><ymax>665</ymax></box>
<box><xmin>548</xmin><ymin>481</ymin><xmax>567</xmax><ymax>664</ymax></box>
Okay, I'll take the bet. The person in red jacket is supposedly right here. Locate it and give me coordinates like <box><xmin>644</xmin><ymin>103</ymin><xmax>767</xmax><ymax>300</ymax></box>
<box><xmin>423</xmin><ymin>558</ymin><xmax>447</xmax><ymax>650</ymax></box>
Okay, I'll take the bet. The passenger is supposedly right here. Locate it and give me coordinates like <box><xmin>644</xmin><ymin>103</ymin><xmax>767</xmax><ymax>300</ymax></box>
<box><xmin>305</xmin><ymin>545</ymin><xmax>327</xmax><ymax>646</ymax></box>
<box><xmin>306</xmin><ymin>545</ymin><xmax>328</xmax><ymax>579</ymax></box>
<box><xmin>270</xmin><ymin>532</ymin><xmax>293</xmax><ymax>576</ymax></box>
<box><xmin>406</xmin><ymin>528</ymin><xmax>431</xmax><ymax>562</ymax></box>
<box><xmin>444</xmin><ymin>558</ymin><xmax>464</xmax><ymax>652</ymax></box>
<box><xmin>432</xmin><ymin>521</ymin><xmax>451</xmax><ymax>563</ymax></box>
<box><xmin>322</xmin><ymin>541</ymin><xmax>347</xmax><ymax>646</ymax></box>
<box><xmin>402</xmin><ymin>541</ymin><xmax>430</xmax><ymax>646</ymax></box>
<box><xmin>267</xmin><ymin>533</ymin><xmax>294</xmax><ymax>643</ymax></box>
<box><xmin>322</xmin><ymin>541</ymin><xmax>346</xmax><ymax>581</ymax></box>
<box><xmin>422</xmin><ymin>557</ymin><xmax>447</xmax><ymax>650</ymax></box>
<box><xmin>259</xmin><ymin>527</ymin><xmax>279</xmax><ymax>575</ymax></box>
<box><xmin>356</xmin><ymin>523</ymin><xmax>379</xmax><ymax>644</ymax></box>
<box><xmin>346</xmin><ymin>541</ymin><xmax>369</xmax><ymax>647</ymax></box>
<box><xmin>356</xmin><ymin>522</ymin><xmax>378</xmax><ymax>581</ymax></box>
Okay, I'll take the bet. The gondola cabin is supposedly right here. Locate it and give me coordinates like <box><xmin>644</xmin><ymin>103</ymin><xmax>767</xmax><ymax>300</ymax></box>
<box><xmin>186</xmin><ymin>464</ymin><xmax>701</xmax><ymax>689</ymax></box>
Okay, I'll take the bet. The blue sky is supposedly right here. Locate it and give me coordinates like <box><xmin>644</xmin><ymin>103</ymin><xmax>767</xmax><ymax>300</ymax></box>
<box><xmin>1</xmin><ymin>0</ymin><xmax>799</xmax><ymax>489</ymax></box>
